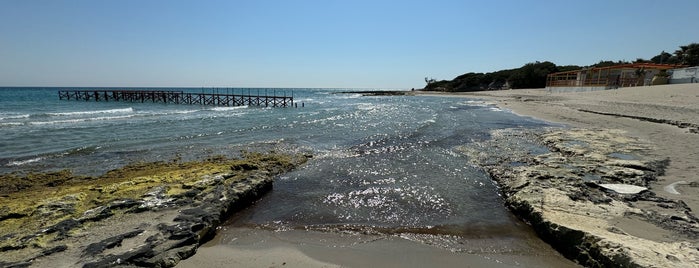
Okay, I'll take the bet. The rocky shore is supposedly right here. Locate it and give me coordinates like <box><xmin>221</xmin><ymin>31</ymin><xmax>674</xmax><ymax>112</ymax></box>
<box><xmin>425</xmin><ymin>83</ymin><xmax>699</xmax><ymax>267</ymax></box>
<box><xmin>459</xmin><ymin>127</ymin><xmax>698</xmax><ymax>267</ymax></box>
<box><xmin>0</xmin><ymin>152</ymin><xmax>308</xmax><ymax>267</ymax></box>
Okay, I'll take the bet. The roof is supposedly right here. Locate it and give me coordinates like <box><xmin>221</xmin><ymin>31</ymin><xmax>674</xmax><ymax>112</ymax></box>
<box><xmin>548</xmin><ymin>63</ymin><xmax>685</xmax><ymax>76</ymax></box>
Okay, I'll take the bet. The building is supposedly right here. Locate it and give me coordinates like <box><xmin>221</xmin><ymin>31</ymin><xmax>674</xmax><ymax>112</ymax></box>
<box><xmin>668</xmin><ymin>66</ymin><xmax>699</xmax><ymax>84</ymax></box>
<box><xmin>545</xmin><ymin>63</ymin><xmax>683</xmax><ymax>92</ymax></box>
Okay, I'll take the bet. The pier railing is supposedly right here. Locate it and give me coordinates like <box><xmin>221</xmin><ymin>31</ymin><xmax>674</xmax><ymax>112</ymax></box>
<box><xmin>58</xmin><ymin>89</ymin><xmax>294</xmax><ymax>107</ymax></box>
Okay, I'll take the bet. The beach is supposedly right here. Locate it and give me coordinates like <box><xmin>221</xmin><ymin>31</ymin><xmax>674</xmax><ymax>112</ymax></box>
<box><xmin>419</xmin><ymin>83</ymin><xmax>699</xmax><ymax>266</ymax></box>
<box><xmin>180</xmin><ymin>83</ymin><xmax>699</xmax><ymax>267</ymax></box>
<box><xmin>450</xmin><ymin>83</ymin><xmax>699</xmax><ymax>215</ymax></box>
<box><xmin>2</xmin><ymin>85</ymin><xmax>697</xmax><ymax>267</ymax></box>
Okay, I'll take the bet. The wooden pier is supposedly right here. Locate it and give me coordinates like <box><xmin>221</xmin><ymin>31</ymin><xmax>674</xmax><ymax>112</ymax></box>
<box><xmin>58</xmin><ymin>89</ymin><xmax>294</xmax><ymax>107</ymax></box>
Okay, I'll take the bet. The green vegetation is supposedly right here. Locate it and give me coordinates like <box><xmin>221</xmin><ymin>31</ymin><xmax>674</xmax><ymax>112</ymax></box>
<box><xmin>423</xmin><ymin>42</ymin><xmax>698</xmax><ymax>92</ymax></box>
<box><xmin>424</xmin><ymin>61</ymin><xmax>574</xmax><ymax>92</ymax></box>
<box><xmin>641</xmin><ymin>43</ymin><xmax>699</xmax><ymax>66</ymax></box>
<box><xmin>0</xmin><ymin>152</ymin><xmax>307</xmax><ymax>253</ymax></box>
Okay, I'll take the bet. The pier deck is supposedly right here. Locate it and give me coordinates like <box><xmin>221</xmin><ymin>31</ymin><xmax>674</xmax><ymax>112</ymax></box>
<box><xmin>58</xmin><ymin>89</ymin><xmax>294</xmax><ymax>107</ymax></box>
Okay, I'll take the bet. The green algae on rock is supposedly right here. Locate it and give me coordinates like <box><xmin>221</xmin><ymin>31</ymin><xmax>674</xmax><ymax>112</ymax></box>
<box><xmin>0</xmin><ymin>152</ymin><xmax>308</xmax><ymax>267</ymax></box>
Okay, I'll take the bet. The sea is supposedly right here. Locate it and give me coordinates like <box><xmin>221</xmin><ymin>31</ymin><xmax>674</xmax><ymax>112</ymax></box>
<box><xmin>0</xmin><ymin>87</ymin><xmax>574</xmax><ymax>266</ymax></box>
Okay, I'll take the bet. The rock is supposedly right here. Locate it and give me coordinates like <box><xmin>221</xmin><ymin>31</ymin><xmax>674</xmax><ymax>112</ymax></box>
<box><xmin>38</xmin><ymin>245</ymin><xmax>67</xmax><ymax>257</ymax></box>
<box><xmin>84</xmin><ymin>230</ymin><xmax>144</xmax><ymax>256</ymax></box>
<box><xmin>0</xmin><ymin>152</ymin><xmax>309</xmax><ymax>267</ymax></box>
<box><xmin>597</xmin><ymin>184</ymin><xmax>648</xmax><ymax>194</ymax></box>
<box><xmin>460</xmin><ymin>128</ymin><xmax>699</xmax><ymax>267</ymax></box>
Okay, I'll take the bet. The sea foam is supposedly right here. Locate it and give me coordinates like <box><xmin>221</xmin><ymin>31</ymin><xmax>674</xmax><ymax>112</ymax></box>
<box><xmin>48</xmin><ymin>107</ymin><xmax>134</xmax><ymax>116</ymax></box>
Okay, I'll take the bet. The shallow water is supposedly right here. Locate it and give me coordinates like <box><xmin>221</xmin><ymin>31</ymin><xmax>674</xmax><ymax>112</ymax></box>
<box><xmin>1</xmin><ymin>87</ymin><xmax>573</xmax><ymax>265</ymax></box>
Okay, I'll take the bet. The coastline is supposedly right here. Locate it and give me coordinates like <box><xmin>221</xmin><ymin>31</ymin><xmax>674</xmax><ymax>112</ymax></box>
<box><xmin>0</xmin><ymin>152</ymin><xmax>308</xmax><ymax>267</ymax></box>
<box><xmin>417</xmin><ymin>83</ymin><xmax>699</xmax><ymax>266</ymax></box>
<box><xmin>4</xmin><ymin>84</ymin><xmax>697</xmax><ymax>267</ymax></box>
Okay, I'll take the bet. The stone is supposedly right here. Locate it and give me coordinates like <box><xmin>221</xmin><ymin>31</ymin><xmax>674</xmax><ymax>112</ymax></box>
<box><xmin>597</xmin><ymin>184</ymin><xmax>648</xmax><ymax>194</ymax></box>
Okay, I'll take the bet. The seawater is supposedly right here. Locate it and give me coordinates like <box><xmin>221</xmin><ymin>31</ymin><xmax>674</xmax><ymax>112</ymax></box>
<box><xmin>0</xmin><ymin>87</ymin><xmax>563</xmax><ymax>260</ymax></box>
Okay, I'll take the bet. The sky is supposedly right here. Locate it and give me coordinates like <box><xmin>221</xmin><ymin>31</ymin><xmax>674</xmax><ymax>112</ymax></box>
<box><xmin>1</xmin><ymin>0</ymin><xmax>698</xmax><ymax>89</ymax></box>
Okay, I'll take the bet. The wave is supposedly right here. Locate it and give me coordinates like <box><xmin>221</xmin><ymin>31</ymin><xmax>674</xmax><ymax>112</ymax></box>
<box><xmin>166</xmin><ymin>109</ymin><xmax>199</xmax><ymax>114</ymax></box>
<box><xmin>0</xmin><ymin>122</ymin><xmax>23</xmax><ymax>127</ymax></box>
<box><xmin>47</xmin><ymin>107</ymin><xmax>134</xmax><ymax>116</ymax></box>
<box><xmin>334</xmin><ymin>93</ymin><xmax>362</xmax><ymax>99</ymax></box>
<box><xmin>142</xmin><ymin>109</ymin><xmax>200</xmax><ymax>117</ymax></box>
<box><xmin>60</xmin><ymin>145</ymin><xmax>102</xmax><ymax>157</ymax></box>
<box><xmin>209</xmin><ymin>106</ymin><xmax>248</xmax><ymax>111</ymax></box>
<box><xmin>29</xmin><ymin>115</ymin><xmax>135</xmax><ymax>125</ymax></box>
<box><xmin>6</xmin><ymin>157</ymin><xmax>44</xmax><ymax>166</ymax></box>
<box><xmin>4</xmin><ymin>145</ymin><xmax>102</xmax><ymax>167</ymax></box>
<box><xmin>0</xmin><ymin>114</ymin><xmax>30</xmax><ymax>120</ymax></box>
<box><xmin>458</xmin><ymin>100</ymin><xmax>495</xmax><ymax>107</ymax></box>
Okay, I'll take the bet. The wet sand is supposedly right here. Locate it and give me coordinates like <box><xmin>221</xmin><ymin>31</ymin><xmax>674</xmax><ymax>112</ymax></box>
<box><xmin>178</xmin><ymin>227</ymin><xmax>578</xmax><ymax>268</ymax></box>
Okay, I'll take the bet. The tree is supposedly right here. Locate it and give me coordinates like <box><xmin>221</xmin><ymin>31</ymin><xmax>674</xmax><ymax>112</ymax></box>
<box><xmin>508</xmin><ymin>61</ymin><xmax>557</xmax><ymax>89</ymax></box>
<box><xmin>675</xmin><ymin>43</ymin><xmax>699</xmax><ymax>66</ymax></box>
<box><xmin>650</xmin><ymin>51</ymin><xmax>677</xmax><ymax>64</ymax></box>
<box><xmin>593</xmin><ymin>60</ymin><xmax>629</xmax><ymax>67</ymax></box>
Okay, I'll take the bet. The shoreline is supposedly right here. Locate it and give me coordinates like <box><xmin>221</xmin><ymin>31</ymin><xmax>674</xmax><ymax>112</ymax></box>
<box><xmin>178</xmin><ymin>227</ymin><xmax>578</xmax><ymax>268</ymax></box>
<box><xmin>417</xmin><ymin>83</ymin><xmax>699</xmax><ymax>266</ymax></box>
<box><xmin>0</xmin><ymin>152</ymin><xmax>309</xmax><ymax>267</ymax></box>
<box><xmin>4</xmin><ymin>84</ymin><xmax>697</xmax><ymax>267</ymax></box>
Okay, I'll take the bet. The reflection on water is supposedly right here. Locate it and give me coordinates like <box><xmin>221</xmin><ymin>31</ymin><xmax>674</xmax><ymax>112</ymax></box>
<box><xmin>1</xmin><ymin>88</ymin><xmax>573</xmax><ymax>265</ymax></box>
<box><xmin>217</xmin><ymin>93</ymin><xmax>566</xmax><ymax>264</ymax></box>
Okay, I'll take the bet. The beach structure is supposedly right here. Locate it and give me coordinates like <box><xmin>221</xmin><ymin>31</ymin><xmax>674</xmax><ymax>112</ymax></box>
<box><xmin>668</xmin><ymin>66</ymin><xmax>699</xmax><ymax>84</ymax></box>
<box><xmin>58</xmin><ymin>89</ymin><xmax>294</xmax><ymax>107</ymax></box>
<box><xmin>545</xmin><ymin>63</ymin><xmax>683</xmax><ymax>92</ymax></box>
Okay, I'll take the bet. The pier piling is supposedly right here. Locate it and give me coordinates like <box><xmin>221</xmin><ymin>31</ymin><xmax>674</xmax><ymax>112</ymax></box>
<box><xmin>58</xmin><ymin>89</ymin><xmax>294</xmax><ymax>108</ymax></box>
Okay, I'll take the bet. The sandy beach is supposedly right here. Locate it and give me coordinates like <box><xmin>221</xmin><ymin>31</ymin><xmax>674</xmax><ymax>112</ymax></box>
<box><xmin>178</xmin><ymin>226</ymin><xmax>578</xmax><ymax>268</ymax></box>
<box><xmin>178</xmin><ymin>83</ymin><xmax>699</xmax><ymax>267</ymax></box>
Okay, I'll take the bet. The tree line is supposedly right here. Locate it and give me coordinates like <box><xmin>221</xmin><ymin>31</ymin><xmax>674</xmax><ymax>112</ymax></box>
<box><xmin>423</xmin><ymin>43</ymin><xmax>699</xmax><ymax>92</ymax></box>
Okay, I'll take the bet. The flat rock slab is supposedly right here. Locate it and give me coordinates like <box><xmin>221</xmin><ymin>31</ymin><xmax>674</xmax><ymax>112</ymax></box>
<box><xmin>597</xmin><ymin>184</ymin><xmax>648</xmax><ymax>194</ymax></box>
<box><xmin>459</xmin><ymin>127</ymin><xmax>699</xmax><ymax>267</ymax></box>
<box><xmin>0</xmin><ymin>153</ymin><xmax>309</xmax><ymax>268</ymax></box>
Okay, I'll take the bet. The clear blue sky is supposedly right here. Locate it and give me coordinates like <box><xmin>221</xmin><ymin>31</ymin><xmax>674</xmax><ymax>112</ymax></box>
<box><xmin>1</xmin><ymin>0</ymin><xmax>697</xmax><ymax>88</ymax></box>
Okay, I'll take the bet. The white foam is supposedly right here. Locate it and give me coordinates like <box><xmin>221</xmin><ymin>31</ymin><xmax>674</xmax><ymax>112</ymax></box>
<box><xmin>460</xmin><ymin>100</ymin><xmax>495</xmax><ymax>107</ymax></box>
<box><xmin>49</xmin><ymin>107</ymin><xmax>134</xmax><ymax>116</ymax></box>
<box><xmin>30</xmin><ymin>115</ymin><xmax>134</xmax><ymax>125</ymax></box>
<box><xmin>664</xmin><ymin>181</ymin><xmax>687</xmax><ymax>195</ymax></box>
<box><xmin>6</xmin><ymin>157</ymin><xmax>44</xmax><ymax>166</ymax></box>
<box><xmin>0</xmin><ymin>114</ymin><xmax>30</xmax><ymax>120</ymax></box>
<box><xmin>336</xmin><ymin>94</ymin><xmax>362</xmax><ymax>99</ymax></box>
<box><xmin>209</xmin><ymin>106</ymin><xmax>248</xmax><ymax>111</ymax></box>
<box><xmin>146</xmin><ymin>109</ymin><xmax>199</xmax><ymax>116</ymax></box>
